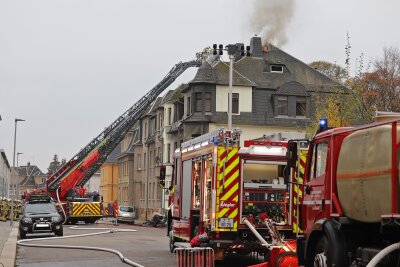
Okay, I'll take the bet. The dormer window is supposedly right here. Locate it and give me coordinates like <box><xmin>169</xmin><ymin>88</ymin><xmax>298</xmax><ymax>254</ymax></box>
<box><xmin>270</xmin><ymin>65</ymin><xmax>283</xmax><ymax>73</ymax></box>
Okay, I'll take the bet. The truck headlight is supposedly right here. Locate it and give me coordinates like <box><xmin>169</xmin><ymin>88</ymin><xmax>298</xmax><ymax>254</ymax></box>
<box><xmin>52</xmin><ymin>216</ymin><xmax>61</xmax><ymax>223</ymax></box>
<box><xmin>22</xmin><ymin>217</ymin><xmax>32</xmax><ymax>224</ymax></box>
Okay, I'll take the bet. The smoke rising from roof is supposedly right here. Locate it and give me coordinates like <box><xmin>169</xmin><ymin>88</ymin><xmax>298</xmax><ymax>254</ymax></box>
<box><xmin>250</xmin><ymin>0</ymin><xmax>294</xmax><ymax>47</ymax></box>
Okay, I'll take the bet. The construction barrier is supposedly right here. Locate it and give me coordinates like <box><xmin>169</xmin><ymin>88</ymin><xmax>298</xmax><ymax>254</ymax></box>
<box><xmin>175</xmin><ymin>247</ymin><xmax>214</xmax><ymax>267</ymax></box>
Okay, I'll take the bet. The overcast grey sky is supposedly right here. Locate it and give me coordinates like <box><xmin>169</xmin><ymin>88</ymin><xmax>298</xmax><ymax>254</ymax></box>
<box><xmin>0</xmin><ymin>0</ymin><xmax>399</xmax><ymax>172</ymax></box>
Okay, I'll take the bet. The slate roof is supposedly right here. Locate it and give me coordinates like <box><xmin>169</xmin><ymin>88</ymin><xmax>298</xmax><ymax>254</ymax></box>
<box><xmin>105</xmin><ymin>143</ymin><xmax>121</xmax><ymax>163</ymax></box>
<box><xmin>189</xmin><ymin>43</ymin><xmax>346</xmax><ymax>94</ymax></box>
<box><xmin>17</xmin><ymin>165</ymin><xmax>45</xmax><ymax>186</ymax></box>
<box><xmin>162</xmin><ymin>84</ymin><xmax>186</xmax><ymax>103</ymax></box>
<box><xmin>190</xmin><ymin>62</ymin><xmax>217</xmax><ymax>84</ymax></box>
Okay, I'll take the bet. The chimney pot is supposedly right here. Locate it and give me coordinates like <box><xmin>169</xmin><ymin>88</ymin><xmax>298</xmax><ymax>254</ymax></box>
<box><xmin>250</xmin><ymin>36</ymin><xmax>263</xmax><ymax>58</ymax></box>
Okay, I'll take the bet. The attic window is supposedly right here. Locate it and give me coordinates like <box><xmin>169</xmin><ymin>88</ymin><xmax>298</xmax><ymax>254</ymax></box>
<box><xmin>270</xmin><ymin>65</ymin><xmax>283</xmax><ymax>73</ymax></box>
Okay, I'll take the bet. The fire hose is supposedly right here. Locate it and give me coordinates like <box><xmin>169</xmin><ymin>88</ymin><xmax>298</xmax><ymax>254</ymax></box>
<box><xmin>366</xmin><ymin>242</ymin><xmax>400</xmax><ymax>267</ymax></box>
<box><xmin>17</xmin><ymin>226</ymin><xmax>144</xmax><ymax>267</ymax></box>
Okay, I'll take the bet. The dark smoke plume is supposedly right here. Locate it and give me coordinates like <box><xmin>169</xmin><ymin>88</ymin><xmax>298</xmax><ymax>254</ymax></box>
<box><xmin>250</xmin><ymin>0</ymin><xmax>294</xmax><ymax>47</ymax></box>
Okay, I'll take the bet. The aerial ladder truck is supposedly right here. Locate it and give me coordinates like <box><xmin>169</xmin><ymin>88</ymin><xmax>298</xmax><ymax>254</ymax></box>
<box><xmin>45</xmin><ymin>59</ymin><xmax>201</xmax><ymax>224</ymax></box>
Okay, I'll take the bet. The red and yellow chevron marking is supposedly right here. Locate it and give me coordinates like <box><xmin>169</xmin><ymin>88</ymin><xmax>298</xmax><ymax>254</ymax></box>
<box><xmin>71</xmin><ymin>202</ymin><xmax>101</xmax><ymax>217</ymax></box>
<box><xmin>216</xmin><ymin>146</ymin><xmax>239</xmax><ymax>231</ymax></box>
<box><xmin>292</xmin><ymin>149</ymin><xmax>308</xmax><ymax>234</ymax></box>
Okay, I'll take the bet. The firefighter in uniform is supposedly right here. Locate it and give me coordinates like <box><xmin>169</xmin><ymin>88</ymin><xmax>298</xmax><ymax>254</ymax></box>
<box><xmin>1</xmin><ymin>198</ymin><xmax>10</xmax><ymax>221</ymax></box>
<box><xmin>13</xmin><ymin>200</ymin><xmax>20</xmax><ymax>221</ymax></box>
<box><xmin>113</xmin><ymin>200</ymin><xmax>118</xmax><ymax>225</ymax></box>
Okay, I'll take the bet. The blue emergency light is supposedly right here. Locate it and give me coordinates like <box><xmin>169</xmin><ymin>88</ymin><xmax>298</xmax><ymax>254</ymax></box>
<box><xmin>318</xmin><ymin>118</ymin><xmax>328</xmax><ymax>132</ymax></box>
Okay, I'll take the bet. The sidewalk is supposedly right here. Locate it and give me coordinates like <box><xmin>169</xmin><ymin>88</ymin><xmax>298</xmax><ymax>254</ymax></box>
<box><xmin>0</xmin><ymin>221</ymin><xmax>19</xmax><ymax>267</ymax></box>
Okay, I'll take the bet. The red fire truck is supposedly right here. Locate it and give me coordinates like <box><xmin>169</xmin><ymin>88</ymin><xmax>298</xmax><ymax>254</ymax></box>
<box><xmin>286</xmin><ymin>117</ymin><xmax>400</xmax><ymax>267</ymax></box>
<box><xmin>169</xmin><ymin>129</ymin><xmax>305</xmax><ymax>260</ymax></box>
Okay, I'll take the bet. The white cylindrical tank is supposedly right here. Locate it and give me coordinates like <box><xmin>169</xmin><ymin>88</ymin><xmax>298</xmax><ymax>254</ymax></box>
<box><xmin>337</xmin><ymin>124</ymin><xmax>400</xmax><ymax>223</ymax></box>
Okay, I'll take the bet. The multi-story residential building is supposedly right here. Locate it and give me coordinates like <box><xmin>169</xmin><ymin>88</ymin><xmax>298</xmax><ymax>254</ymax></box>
<box><xmin>0</xmin><ymin>149</ymin><xmax>11</xmax><ymax>198</ymax></box>
<box><xmin>100</xmin><ymin>144</ymin><xmax>120</xmax><ymax>205</ymax></box>
<box><xmin>15</xmin><ymin>162</ymin><xmax>46</xmax><ymax>199</ymax></box>
<box><xmin>117</xmin><ymin>127</ymin><xmax>137</xmax><ymax>206</ymax></box>
<box><xmin>119</xmin><ymin>36</ymin><xmax>345</xmax><ymax>220</ymax></box>
<box><xmin>177</xmin><ymin>36</ymin><xmax>345</xmax><ymax>143</ymax></box>
<box><xmin>138</xmin><ymin>98</ymin><xmax>164</xmax><ymax>220</ymax></box>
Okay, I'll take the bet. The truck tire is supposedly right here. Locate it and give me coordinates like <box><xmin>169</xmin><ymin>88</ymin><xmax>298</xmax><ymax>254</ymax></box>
<box><xmin>313</xmin><ymin>236</ymin><xmax>329</xmax><ymax>267</ymax></box>
<box><xmin>313</xmin><ymin>234</ymin><xmax>346</xmax><ymax>267</ymax></box>
<box><xmin>56</xmin><ymin>226</ymin><xmax>64</xmax><ymax>236</ymax></box>
<box><xmin>19</xmin><ymin>230</ymin><xmax>27</xmax><ymax>239</ymax></box>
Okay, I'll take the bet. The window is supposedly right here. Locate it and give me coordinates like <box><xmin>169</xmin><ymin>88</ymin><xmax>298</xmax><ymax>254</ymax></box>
<box><xmin>168</xmin><ymin>108</ymin><xmax>172</xmax><ymax>125</ymax></box>
<box><xmin>149</xmin><ymin>117</ymin><xmax>156</xmax><ymax>136</ymax></box>
<box><xmin>157</xmin><ymin>147</ymin><xmax>161</xmax><ymax>163</ymax></box>
<box><xmin>271</xmin><ymin>65</ymin><xmax>283</xmax><ymax>73</ymax></box>
<box><xmin>158</xmin><ymin>113</ymin><xmax>163</xmax><ymax>130</ymax></box>
<box><xmin>232</xmin><ymin>93</ymin><xmax>239</xmax><ymax>114</ymax></box>
<box><xmin>144</xmin><ymin>153</ymin><xmax>147</xmax><ymax>169</ymax></box>
<box><xmin>277</xmin><ymin>96</ymin><xmax>288</xmax><ymax>115</ymax></box>
<box><xmin>187</xmin><ymin>97</ymin><xmax>191</xmax><ymax>115</ymax></box>
<box><xmin>310</xmin><ymin>142</ymin><xmax>328</xmax><ymax>180</ymax></box>
<box><xmin>144</xmin><ymin>122</ymin><xmax>147</xmax><ymax>138</ymax></box>
<box><xmin>167</xmin><ymin>144</ymin><xmax>171</xmax><ymax>163</ymax></box>
<box><xmin>174</xmin><ymin>142</ymin><xmax>178</xmax><ymax>151</ymax></box>
<box><xmin>137</xmin><ymin>154</ymin><xmax>142</xmax><ymax>170</ymax></box>
<box><xmin>204</xmin><ymin>92</ymin><xmax>211</xmax><ymax>112</ymax></box>
<box><xmin>195</xmin><ymin>92</ymin><xmax>202</xmax><ymax>112</ymax></box>
<box><xmin>296</xmin><ymin>97</ymin><xmax>306</xmax><ymax>116</ymax></box>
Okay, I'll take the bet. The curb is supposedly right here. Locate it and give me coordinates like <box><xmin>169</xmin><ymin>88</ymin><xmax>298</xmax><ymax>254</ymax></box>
<box><xmin>0</xmin><ymin>223</ymin><xmax>18</xmax><ymax>267</ymax></box>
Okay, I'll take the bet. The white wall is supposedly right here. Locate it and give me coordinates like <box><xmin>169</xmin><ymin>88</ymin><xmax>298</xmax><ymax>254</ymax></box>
<box><xmin>0</xmin><ymin>151</ymin><xmax>11</xmax><ymax>198</ymax></box>
<box><xmin>215</xmin><ymin>85</ymin><xmax>252</xmax><ymax>113</ymax></box>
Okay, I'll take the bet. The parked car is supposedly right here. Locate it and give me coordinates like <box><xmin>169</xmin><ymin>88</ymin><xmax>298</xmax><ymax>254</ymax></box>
<box><xmin>19</xmin><ymin>202</ymin><xmax>63</xmax><ymax>239</ymax></box>
<box><xmin>117</xmin><ymin>205</ymin><xmax>135</xmax><ymax>224</ymax></box>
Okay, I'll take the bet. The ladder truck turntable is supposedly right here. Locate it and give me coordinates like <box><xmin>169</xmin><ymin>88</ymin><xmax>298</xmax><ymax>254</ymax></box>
<box><xmin>44</xmin><ymin>59</ymin><xmax>201</xmax><ymax>224</ymax></box>
<box><xmin>169</xmin><ymin>129</ymin><xmax>304</xmax><ymax>261</ymax></box>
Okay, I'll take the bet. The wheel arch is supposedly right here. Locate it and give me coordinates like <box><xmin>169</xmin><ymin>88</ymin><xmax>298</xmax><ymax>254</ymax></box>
<box><xmin>305</xmin><ymin>218</ymin><xmax>347</xmax><ymax>266</ymax></box>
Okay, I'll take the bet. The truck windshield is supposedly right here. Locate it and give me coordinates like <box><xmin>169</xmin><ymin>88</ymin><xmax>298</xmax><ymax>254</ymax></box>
<box><xmin>25</xmin><ymin>203</ymin><xmax>57</xmax><ymax>214</ymax></box>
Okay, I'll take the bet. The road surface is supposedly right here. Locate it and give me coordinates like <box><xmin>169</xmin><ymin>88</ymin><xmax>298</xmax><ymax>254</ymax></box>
<box><xmin>16</xmin><ymin>222</ymin><xmax>264</xmax><ymax>267</ymax></box>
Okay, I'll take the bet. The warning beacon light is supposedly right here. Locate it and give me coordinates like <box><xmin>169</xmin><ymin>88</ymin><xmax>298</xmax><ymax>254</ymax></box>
<box><xmin>318</xmin><ymin>118</ymin><xmax>328</xmax><ymax>132</ymax></box>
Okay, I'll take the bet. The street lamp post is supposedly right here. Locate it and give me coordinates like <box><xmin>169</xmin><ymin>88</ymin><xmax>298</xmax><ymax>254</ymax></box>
<box><xmin>10</xmin><ymin>118</ymin><xmax>25</xmax><ymax>227</ymax></box>
<box><xmin>212</xmin><ymin>44</ymin><xmax>250</xmax><ymax>130</ymax></box>
<box><xmin>17</xmin><ymin>153</ymin><xmax>23</xmax><ymax>168</ymax></box>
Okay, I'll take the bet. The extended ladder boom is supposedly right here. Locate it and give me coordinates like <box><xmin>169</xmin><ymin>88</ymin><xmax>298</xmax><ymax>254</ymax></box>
<box><xmin>47</xmin><ymin>60</ymin><xmax>201</xmax><ymax>198</ymax></box>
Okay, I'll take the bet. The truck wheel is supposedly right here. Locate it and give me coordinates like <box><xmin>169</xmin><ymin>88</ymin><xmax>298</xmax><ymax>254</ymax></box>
<box><xmin>169</xmin><ymin>230</ymin><xmax>176</xmax><ymax>253</ymax></box>
<box><xmin>19</xmin><ymin>230</ymin><xmax>26</xmax><ymax>239</ymax></box>
<box><xmin>313</xmin><ymin>236</ymin><xmax>329</xmax><ymax>267</ymax></box>
<box><xmin>56</xmin><ymin>226</ymin><xmax>64</xmax><ymax>236</ymax></box>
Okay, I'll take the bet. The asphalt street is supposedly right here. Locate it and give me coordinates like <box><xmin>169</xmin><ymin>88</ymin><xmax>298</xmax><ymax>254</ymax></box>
<box><xmin>16</xmin><ymin>222</ymin><xmax>264</xmax><ymax>267</ymax></box>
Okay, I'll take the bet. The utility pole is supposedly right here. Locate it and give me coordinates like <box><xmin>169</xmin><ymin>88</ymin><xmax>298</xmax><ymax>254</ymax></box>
<box><xmin>10</xmin><ymin>118</ymin><xmax>25</xmax><ymax>227</ymax></box>
<box><xmin>212</xmin><ymin>44</ymin><xmax>250</xmax><ymax>130</ymax></box>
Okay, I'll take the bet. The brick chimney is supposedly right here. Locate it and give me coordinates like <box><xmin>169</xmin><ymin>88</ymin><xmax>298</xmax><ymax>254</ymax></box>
<box><xmin>250</xmin><ymin>36</ymin><xmax>263</xmax><ymax>58</ymax></box>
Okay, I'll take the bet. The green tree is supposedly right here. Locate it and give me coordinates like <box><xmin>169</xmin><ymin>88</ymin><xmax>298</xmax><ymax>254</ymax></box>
<box><xmin>47</xmin><ymin>154</ymin><xmax>61</xmax><ymax>175</ymax></box>
<box><xmin>309</xmin><ymin>61</ymin><xmax>347</xmax><ymax>84</ymax></box>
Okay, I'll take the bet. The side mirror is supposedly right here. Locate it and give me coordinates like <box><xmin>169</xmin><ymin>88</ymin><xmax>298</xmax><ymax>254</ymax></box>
<box><xmin>287</xmin><ymin>141</ymin><xmax>298</xmax><ymax>168</ymax></box>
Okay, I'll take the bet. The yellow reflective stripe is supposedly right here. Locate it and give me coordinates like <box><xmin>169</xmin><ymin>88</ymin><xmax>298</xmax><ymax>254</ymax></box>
<box><xmin>224</xmin><ymin>157</ymin><xmax>239</xmax><ymax>179</ymax></box>
<box><xmin>221</xmin><ymin>184</ymin><xmax>239</xmax><ymax>201</ymax></box>
<box><xmin>218</xmin><ymin>208</ymin><xmax>229</xmax><ymax>218</ymax></box>
<box><xmin>218</xmin><ymin>170</ymin><xmax>239</xmax><ymax>195</ymax></box>
<box><xmin>228</xmin><ymin>208</ymin><xmax>238</xmax><ymax>219</ymax></box>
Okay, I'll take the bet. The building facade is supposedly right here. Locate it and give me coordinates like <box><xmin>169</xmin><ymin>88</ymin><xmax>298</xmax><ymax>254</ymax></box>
<box><xmin>99</xmin><ymin>144</ymin><xmax>120</xmax><ymax>205</ymax></box>
<box><xmin>0</xmin><ymin>150</ymin><xmax>11</xmax><ymax>198</ymax></box>
<box><xmin>16</xmin><ymin>162</ymin><xmax>46</xmax><ymax>199</ymax></box>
